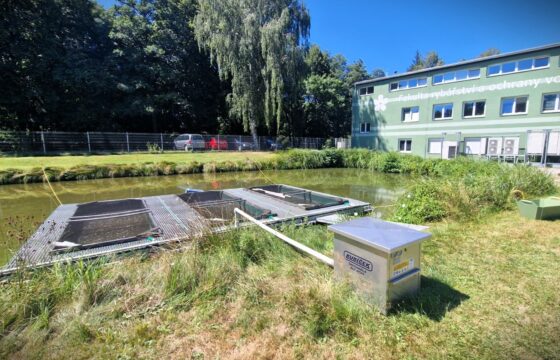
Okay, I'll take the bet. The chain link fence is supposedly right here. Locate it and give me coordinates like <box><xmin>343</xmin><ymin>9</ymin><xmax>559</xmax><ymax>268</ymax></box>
<box><xmin>0</xmin><ymin>131</ymin><xmax>334</xmax><ymax>154</ymax></box>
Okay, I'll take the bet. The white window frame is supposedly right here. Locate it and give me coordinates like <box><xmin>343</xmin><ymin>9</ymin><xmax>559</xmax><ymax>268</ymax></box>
<box><xmin>398</xmin><ymin>139</ymin><xmax>412</xmax><ymax>153</ymax></box>
<box><xmin>433</xmin><ymin>103</ymin><xmax>453</xmax><ymax>120</ymax></box>
<box><xmin>432</xmin><ymin>68</ymin><xmax>480</xmax><ymax>85</ymax></box>
<box><xmin>359</xmin><ymin>122</ymin><xmax>371</xmax><ymax>133</ymax></box>
<box><xmin>542</xmin><ymin>93</ymin><xmax>560</xmax><ymax>113</ymax></box>
<box><xmin>462</xmin><ymin>100</ymin><xmax>486</xmax><ymax>118</ymax></box>
<box><xmin>428</xmin><ymin>138</ymin><xmax>443</xmax><ymax>154</ymax></box>
<box><xmin>359</xmin><ymin>86</ymin><xmax>374</xmax><ymax>96</ymax></box>
<box><xmin>500</xmin><ymin>96</ymin><xmax>528</xmax><ymax>116</ymax></box>
<box><xmin>487</xmin><ymin>56</ymin><xmax>550</xmax><ymax>77</ymax></box>
<box><xmin>401</xmin><ymin>106</ymin><xmax>420</xmax><ymax>122</ymax></box>
<box><xmin>389</xmin><ymin>77</ymin><xmax>428</xmax><ymax>92</ymax></box>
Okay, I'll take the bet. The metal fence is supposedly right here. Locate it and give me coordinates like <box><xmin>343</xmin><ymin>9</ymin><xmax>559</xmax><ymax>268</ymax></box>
<box><xmin>0</xmin><ymin>131</ymin><xmax>330</xmax><ymax>154</ymax></box>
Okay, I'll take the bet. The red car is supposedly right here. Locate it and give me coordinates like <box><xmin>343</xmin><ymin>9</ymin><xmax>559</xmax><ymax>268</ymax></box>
<box><xmin>205</xmin><ymin>137</ymin><xmax>228</xmax><ymax>150</ymax></box>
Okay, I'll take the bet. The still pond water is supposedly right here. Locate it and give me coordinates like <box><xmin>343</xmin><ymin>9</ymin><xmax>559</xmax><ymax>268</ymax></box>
<box><xmin>0</xmin><ymin>168</ymin><xmax>408</xmax><ymax>265</ymax></box>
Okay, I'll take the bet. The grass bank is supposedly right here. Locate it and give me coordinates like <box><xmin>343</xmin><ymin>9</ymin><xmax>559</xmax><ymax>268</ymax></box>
<box><xmin>1</xmin><ymin>211</ymin><xmax>559</xmax><ymax>359</ymax></box>
<box><xmin>0</xmin><ymin>151</ymin><xmax>277</xmax><ymax>170</ymax></box>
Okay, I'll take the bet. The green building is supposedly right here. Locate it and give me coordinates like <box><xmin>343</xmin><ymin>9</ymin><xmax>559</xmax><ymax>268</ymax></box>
<box><xmin>352</xmin><ymin>43</ymin><xmax>560</xmax><ymax>165</ymax></box>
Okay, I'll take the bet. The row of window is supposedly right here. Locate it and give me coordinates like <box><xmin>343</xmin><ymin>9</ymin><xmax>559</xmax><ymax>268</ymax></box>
<box><xmin>487</xmin><ymin>57</ymin><xmax>549</xmax><ymax>76</ymax></box>
<box><xmin>400</xmin><ymin>93</ymin><xmax>560</xmax><ymax>122</ymax></box>
<box><xmin>358</xmin><ymin>55</ymin><xmax>553</xmax><ymax>96</ymax></box>
<box><xmin>358</xmin><ymin>93</ymin><xmax>560</xmax><ymax>133</ymax></box>
<box><xmin>433</xmin><ymin>69</ymin><xmax>480</xmax><ymax>84</ymax></box>
<box><xmin>389</xmin><ymin>77</ymin><xmax>427</xmax><ymax>91</ymax></box>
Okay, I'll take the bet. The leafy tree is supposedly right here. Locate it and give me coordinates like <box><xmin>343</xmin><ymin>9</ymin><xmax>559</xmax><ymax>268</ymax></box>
<box><xmin>303</xmin><ymin>74</ymin><xmax>349</xmax><ymax>138</ymax></box>
<box><xmin>370</xmin><ymin>68</ymin><xmax>386</xmax><ymax>79</ymax></box>
<box><xmin>407</xmin><ymin>50</ymin><xmax>444</xmax><ymax>71</ymax></box>
<box><xmin>345</xmin><ymin>59</ymin><xmax>369</xmax><ymax>89</ymax></box>
<box><xmin>0</xmin><ymin>0</ymin><xmax>113</xmax><ymax>130</ymax></box>
<box><xmin>479</xmin><ymin>48</ymin><xmax>501</xmax><ymax>57</ymax></box>
<box><xmin>305</xmin><ymin>45</ymin><xmax>332</xmax><ymax>77</ymax></box>
<box><xmin>407</xmin><ymin>50</ymin><xmax>424</xmax><ymax>71</ymax></box>
<box><xmin>424</xmin><ymin>51</ymin><xmax>444</xmax><ymax>68</ymax></box>
<box><xmin>194</xmin><ymin>0</ymin><xmax>310</xmax><ymax>145</ymax></box>
<box><xmin>108</xmin><ymin>0</ymin><xmax>226</xmax><ymax>132</ymax></box>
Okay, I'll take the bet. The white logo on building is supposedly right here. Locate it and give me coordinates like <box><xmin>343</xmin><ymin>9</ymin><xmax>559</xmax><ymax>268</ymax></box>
<box><xmin>374</xmin><ymin>95</ymin><xmax>388</xmax><ymax>112</ymax></box>
<box><xmin>369</xmin><ymin>75</ymin><xmax>560</xmax><ymax>112</ymax></box>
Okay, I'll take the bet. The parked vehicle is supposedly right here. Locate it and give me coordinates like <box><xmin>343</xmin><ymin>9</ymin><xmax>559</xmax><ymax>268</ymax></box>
<box><xmin>266</xmin><ymin>139</ymin><xmax>283</xmax><ymax>150</ymax></box>
<box><xmin>173</xmin><ymin>134</ymin><xmax>205</xmax><ymax>151</ymax></box>
<box><xmin>234</xmin><ymin>139</ymin><xmax>255</xmax><ymax>151</ymax></box>
<box><xmin>205</xmin><ymin>137</ymin><xmax>228</xmax><ymax>150</ymax></box>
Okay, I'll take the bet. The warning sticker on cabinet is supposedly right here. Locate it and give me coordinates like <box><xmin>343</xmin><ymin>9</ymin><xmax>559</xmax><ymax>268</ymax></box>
<box><xmin>393</xmin><ymin>258</ymin><xmax>414</xmax><ymax>277</ymax></box>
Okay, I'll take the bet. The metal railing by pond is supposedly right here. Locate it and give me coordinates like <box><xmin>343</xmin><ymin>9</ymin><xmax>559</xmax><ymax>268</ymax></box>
<box><xmin>0</xmin><ymin>131</ymin><xmax>333</xmax><ymax>154</ymax></box>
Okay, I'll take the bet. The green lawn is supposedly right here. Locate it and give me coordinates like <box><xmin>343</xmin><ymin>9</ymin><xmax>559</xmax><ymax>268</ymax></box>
<box><xmin>0</xmin><ymin>151</ymin><xmax>277</xmax><ymax>170</ymax></box>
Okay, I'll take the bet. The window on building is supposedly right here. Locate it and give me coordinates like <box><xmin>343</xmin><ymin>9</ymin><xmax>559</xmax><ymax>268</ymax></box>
<box><xmin>433</xmin><ymin>103</ymin><xmax>453</xmax><ymax>120</ymax></box>
<box><xmin>389</xmin><ymin>77</ymin><xmax>428</xmax><ymax>91</ymax></box>
<box><xmin>428</xmin><ymin>139</ymin><xmax>442</xmax><ymax>154</ymax></box>
<box><xmin>398</xmin><ymin>139</ymin><xmax>412</xmax><ymax>153</ymax></box>
<box><xmin>402</xmin><ymin>106</ymin><xmax>419</xmax><ymax>122</ymax></box>
<box><xmin>360</xmin><ymin>123</ymin><xmax>371</xmax><ymax>133</ymax></box>
<box><xmin>542</xmin><ymin>93</ymin><xmax>560</xmax><ymax>112</ymax></box>
<box><xmin>463</xmin><ymin>100</ymin><xmax>486</xmax><ymax>118</ymax></box>
<box><xmin>359</xmin><ymin>86</ymin><xmax>374</xmax><ymax>96</ymax></box>
<box><xmin>534</xmin><ymin>57</ymin><xmax>549</xmax><ymax>68</ymax></box>
<box><xmin>432</xmin><ymin>68</ymin><xmax>480</xmax><ymax>85</ymax></box>
<box><xmin>487</xmin><ymin>57</ymin><xmax>550</xmax><ymax>76</ymax></box>
<box><xmin>501</xmin><ymin>96</ymin><xmax>528</xmax><ymax>115</ymax></box>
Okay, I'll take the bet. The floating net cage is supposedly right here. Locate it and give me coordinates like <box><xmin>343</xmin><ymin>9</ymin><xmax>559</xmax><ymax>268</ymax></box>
<box><xmin>249</xmin><ymin>184</ymin><xmax>347</xmax><ymax>210</ymax></box>
<box><xmin>178</xmin><ymin>191</ymin><xmax>275</xmax><ymax>222</ymax></box>
<box><xmin>57</xmin><ymin>199</ymin><xmax>161</xmax><ymax>250</ymax></box>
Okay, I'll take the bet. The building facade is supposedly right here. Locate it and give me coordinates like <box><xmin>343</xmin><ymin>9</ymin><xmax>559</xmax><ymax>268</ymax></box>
<box><xmin>352</xmin><ymin>44</ymin><xmax>560</xmax><ymax>164</ymax></box>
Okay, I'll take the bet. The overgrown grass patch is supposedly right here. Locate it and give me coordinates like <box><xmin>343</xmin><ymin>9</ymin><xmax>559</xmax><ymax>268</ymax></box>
<box><xmin>1</xmin><ymin>213</ymin><xmax>559</xmax><ymax>358</ymax></box>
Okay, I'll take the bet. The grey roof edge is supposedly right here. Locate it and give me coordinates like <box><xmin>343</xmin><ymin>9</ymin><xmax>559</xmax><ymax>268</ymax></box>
<box><xmin>355</xmin><ymin>42</ymin><xmax>560</xmax><ymax>86</ymax></box>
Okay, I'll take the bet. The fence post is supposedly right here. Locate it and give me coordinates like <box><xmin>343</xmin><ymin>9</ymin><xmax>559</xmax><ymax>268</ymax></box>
<box><xmin>86</xmin><ymin>132</ymin><xmax>91</xmax><ymax>153</ymax></box>
<box><xmin>126</xmin><ymin>132</ymin><xmax>130</xmax><ymax>153</ymax></box>
<box><xmin>239</xmin><ymin>135</ymin><xmax>241</xmax><ymax>151</ymax></box>
<box><xmin>217</xmin><ymin>134</ymin><xmax>220</xmax><ymax>151</ymax></box>
<box><xmin>160</xmin><ymin>133</ymin><xmax>164</xmax><ymax>152</ymax></box>
<box><xmin>40</xmin><ymin>131</ymin><xmax>46</xmax><ymax>154</ymax></box>
<box><xmin>304</xmin><ymin>137</ymin><xmax>307</xmax><ymax>149</ymax></box>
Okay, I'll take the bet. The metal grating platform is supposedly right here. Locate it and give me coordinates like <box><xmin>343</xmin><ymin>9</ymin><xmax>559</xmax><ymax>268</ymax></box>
<box><xmin>1</xmin><ymin>185</ymin><xmax>370</xmax><ymax>275</ymax></box>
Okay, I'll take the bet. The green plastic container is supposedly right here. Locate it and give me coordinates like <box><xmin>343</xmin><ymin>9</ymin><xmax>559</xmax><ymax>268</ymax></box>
<box><xmin>517</xmin><ymin>197</ymin><xmax>560</xmax><ymax>220</ymax></box>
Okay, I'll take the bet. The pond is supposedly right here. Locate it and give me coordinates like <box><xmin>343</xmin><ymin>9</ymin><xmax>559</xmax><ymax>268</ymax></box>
<box><xmin>0</xmin><ymin>168</ymin><xmax>409</xmax><ymax>266</ymax></box>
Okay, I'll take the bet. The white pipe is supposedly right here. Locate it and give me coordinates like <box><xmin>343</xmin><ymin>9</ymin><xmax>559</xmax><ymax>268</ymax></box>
<box><xmin>234</xmin><ymin>208</ymin><xmax>334</xmax><ymax>267</ymax></box>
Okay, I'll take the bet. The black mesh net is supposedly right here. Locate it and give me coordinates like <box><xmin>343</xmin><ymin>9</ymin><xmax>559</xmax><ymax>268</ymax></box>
<box><xmin>178</xmin><ymin>191</ymin><xmax>274</xmax><ymax>221</ymax></box>
<box><xmin>178</xmin><ymin>191</ymin><xmax>237</xmax><ymax>204</ymax></box>
<box><xmin>249</xmin><ymin>184</ymin><xmax>346</xmax><ymax>210</ymax></box>
<box><xmin>59</xmin><ymin>212</ymin><xmax>157</xmax><ymax>248</ymax></box>
<box><xmin>73</xmin><ymin>199</ymin><xmax>146</xmax><ymax>217</ymax></box>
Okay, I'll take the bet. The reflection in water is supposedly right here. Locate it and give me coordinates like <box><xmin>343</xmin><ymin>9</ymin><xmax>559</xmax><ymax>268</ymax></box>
<box><xmin>0</xmin><ymin>168</ymin><xmax>408</xmax><ymax>265</ymax></box>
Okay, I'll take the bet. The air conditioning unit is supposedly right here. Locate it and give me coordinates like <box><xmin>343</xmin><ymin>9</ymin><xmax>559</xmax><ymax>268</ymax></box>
<box><xmin>503</xmin><ymin>137</ymin><xmax>519</xmax><ymax>155</ymax></box>
<box><xmin>487</xmin><ymin>137</ymin><xmax>502</xmax><ymax>155</ymax></box>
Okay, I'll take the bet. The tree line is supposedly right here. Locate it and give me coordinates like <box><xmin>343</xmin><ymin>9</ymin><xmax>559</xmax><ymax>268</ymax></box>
<box><xmin>0</xmin><ymin>0</ymin><xmax>382</xmax><ymax>139</ymax></box>
<box><xmin>0</xmin><ymin>0</ymin><xmax>499</xmax><ymax>139</ymax></box>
